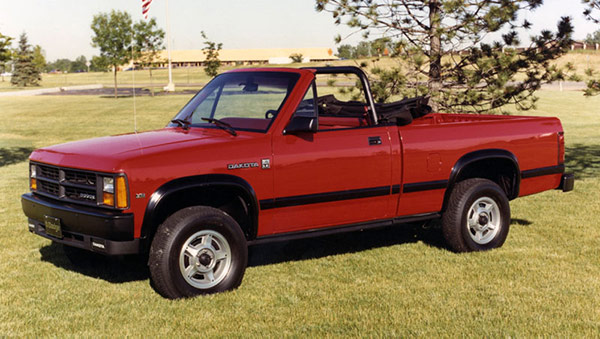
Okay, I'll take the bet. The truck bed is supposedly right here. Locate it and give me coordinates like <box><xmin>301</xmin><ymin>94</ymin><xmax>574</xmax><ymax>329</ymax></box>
<box><xmin>395</xmin><ymin>112</ymin><xmax>564</xmax><ymax>216</ymax></box>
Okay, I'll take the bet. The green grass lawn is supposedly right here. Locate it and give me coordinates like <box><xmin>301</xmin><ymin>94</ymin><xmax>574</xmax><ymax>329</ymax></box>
<box><xmin>0</xmin><ymin>91</ymin><xmax>599</xmax><ymax>336</ymax></box>
<box><xmin>2</xmin><ymin>50</ymin><xmax>599</xmax><ymax>93</ymax></box>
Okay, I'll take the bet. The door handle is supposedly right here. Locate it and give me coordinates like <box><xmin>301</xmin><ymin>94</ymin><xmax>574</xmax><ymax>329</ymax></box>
<box><xmin>368</xmin><ymin>136</ymin><xmax>382</xmax><ymax>145</ymax></box>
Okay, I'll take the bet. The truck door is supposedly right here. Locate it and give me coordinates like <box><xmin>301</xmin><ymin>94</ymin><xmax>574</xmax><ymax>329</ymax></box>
<box><xmin>267</xmin><ymin>81</ymin><xmax>395</xmax><ymax>234</ymax></box>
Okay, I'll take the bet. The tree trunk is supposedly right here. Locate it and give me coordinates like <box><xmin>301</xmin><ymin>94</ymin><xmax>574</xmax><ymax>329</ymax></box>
<box><xmin>428</xmin><ymin>0</ymin><xmax>442</xmax><ymax>112</ymax></box>
<box><xmin>113</xmin><ymin>65</ymin><xmax>118</xmax><ymax>98</ymax></box>
<box><xmin>149</xmin><ymin>68</ymin><xmax>154</xmax><ymax>97</ymax></box>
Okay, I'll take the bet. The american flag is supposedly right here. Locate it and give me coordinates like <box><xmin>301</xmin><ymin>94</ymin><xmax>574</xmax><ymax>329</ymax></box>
<box><xmin>142</xmin><ymin>0</ymin><xmax>152</xmax><ymax>19</ymax></box>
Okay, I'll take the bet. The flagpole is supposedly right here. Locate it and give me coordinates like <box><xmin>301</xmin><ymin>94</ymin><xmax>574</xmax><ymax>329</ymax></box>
<box><xmin>165</xmin><ymin>0</ymin><xmax>175</xmax><ymax>92</ymax></box>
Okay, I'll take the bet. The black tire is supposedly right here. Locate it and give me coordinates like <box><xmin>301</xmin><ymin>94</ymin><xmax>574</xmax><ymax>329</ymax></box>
<box><xmin>148</xmin><ymin>206</ymin><xmax>247</xmax><ymax>299</ymax></box>
<box><xmin>442</xmin><ymin>178</ymin><xmax>510</xmax><ymax>252</ymax></box>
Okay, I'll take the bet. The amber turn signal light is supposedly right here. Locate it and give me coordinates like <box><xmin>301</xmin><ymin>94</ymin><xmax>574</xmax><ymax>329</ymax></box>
<box><xmin>30</xmin><ymin>178</ymin><xmax>37</xmax><ymax>190</ymax></box>
<box><xmin>116</xmin><ymin>176</ymin><xmax>128</xmax><ymax>209</ymax></box>
<box><xmin>103</xmin><ymin>192</ymin><xmax>115</xmax><ymax>206</ymax></box>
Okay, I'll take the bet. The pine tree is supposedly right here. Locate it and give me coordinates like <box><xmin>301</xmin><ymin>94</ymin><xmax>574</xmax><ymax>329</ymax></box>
<box><xmin>316</xmin><ymin>0</ymin><xmax>573</xmax><ymax>113</ymax></box>
<box><xmin>11</xmin><ymin>32</ymin><xmax>41</xmax><ymax>87</ymax></box>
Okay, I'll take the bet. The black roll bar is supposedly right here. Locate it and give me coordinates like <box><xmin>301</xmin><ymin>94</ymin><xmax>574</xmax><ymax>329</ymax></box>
<box><xmin>301</xmin><ymin>66</ymin><xmax>379</xmax><ymax>125</ymax></box>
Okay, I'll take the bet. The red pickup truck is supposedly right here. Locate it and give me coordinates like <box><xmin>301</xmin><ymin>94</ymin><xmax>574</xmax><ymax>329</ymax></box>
<box><xmin>22</xmin><ymin>66</ymin><xmax>573</xmax><ymax>298</ymax></box>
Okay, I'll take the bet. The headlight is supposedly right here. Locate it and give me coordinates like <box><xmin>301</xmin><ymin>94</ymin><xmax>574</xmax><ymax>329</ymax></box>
<box><xmin>101</xmin><ymin>176</ymin><xmax>128</xmax><ymax>209</ymax></box>
<box><xmin>30</xmin><ymin>164</ymin><xmax>37</xmax><ymax>190</ymax></box>
<box><xmin>103</xmin><ymin>177</ymin><xmax>114</xmax><ymax>193</ymax></box>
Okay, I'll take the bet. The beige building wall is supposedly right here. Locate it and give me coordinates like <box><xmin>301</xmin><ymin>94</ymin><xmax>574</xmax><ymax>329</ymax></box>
<box><xmin>146</xmin><ymin>47</ymin><xmax>337</xmax><ymax>67</ymax></box>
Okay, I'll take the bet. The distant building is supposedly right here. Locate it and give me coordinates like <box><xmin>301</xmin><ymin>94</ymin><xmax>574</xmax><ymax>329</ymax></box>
<box><xmin>144</xmin><ymin>47</ymin><xmax>337</xmax><ymax>68</ymax></box>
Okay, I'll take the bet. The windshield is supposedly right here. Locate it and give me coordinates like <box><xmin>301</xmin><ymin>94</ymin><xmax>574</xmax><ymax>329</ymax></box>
<box><xmin>170</xmin><ymin>71</ymin><xmax>300</xmax><ymax>133</ymax></box>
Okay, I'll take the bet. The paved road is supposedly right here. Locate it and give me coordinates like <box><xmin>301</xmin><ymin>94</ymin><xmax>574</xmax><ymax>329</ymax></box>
<box><xmin>0</xmin><ymin>84</ymin><xmax>104</xmax><ymax>97</ymax></box>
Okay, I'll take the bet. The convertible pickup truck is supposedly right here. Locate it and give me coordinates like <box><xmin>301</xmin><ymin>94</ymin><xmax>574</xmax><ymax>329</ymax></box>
<box><xmin>22</xmin><ymin>66</ymin><xmax>573</xmax><ymax>298</ymax></box>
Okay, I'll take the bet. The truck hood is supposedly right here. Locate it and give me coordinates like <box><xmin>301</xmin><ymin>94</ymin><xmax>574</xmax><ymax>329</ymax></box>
<box><xmin>29</xmin><ymin>127</ymin><xmax>243</xmax><ymax>172</ymax></box>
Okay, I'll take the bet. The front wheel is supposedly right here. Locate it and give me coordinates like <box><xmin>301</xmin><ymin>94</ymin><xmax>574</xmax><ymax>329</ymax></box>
<box><xmin>148</xmin><ymin>206</ymin><xmax>247</xmax><ymax>299</ymax></box>
<box><xmin>442</xmin><ymin>178</ymin><xmax>510</xmax><ymax>252</ymax></box>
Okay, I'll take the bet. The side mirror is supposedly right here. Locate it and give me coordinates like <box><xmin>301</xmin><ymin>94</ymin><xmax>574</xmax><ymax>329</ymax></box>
<box><xmin>284</xmin><ymin>116</ymin><xmax>318</xmax><ymax>134</ymax></box>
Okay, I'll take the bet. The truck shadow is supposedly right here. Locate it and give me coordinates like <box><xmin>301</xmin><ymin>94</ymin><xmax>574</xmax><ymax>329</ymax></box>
<box><xmin>0</xmin><ymin>147</ymin><xmax>34</xmax><ymax>167</ymax></box>
<box><xmin>38</xmin><ymin>223</ymin><xmax>448</xmax><ymax>282</ymax></box>
<box><xmin>39</xmin><ymin>243</ymin><xmax>149</xmax><ymax>283</ymax></box>
<box><xmin>248</xmin><ymin>223</ymin><xmax>447</xmax><ymax>267</ymax></box>
<box><xmin>38</xmin><ymin>217</ymin><xmax>533</xmax><ymax>282</ymax></box>
<box><xmin>565</xmin><ymin>144</ymin><xmax>600</xmax><ymax>180</ymax></box>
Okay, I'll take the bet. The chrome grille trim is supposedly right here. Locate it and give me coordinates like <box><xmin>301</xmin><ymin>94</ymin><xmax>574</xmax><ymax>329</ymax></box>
<box><xmin>32</xmin><ymin>163</ymin><xmax>104</xmax><ymax>207</ymax></box>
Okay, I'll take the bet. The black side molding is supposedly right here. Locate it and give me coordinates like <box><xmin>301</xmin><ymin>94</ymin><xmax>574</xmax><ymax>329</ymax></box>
<box><xmin>260</xmin><ymin>185</ymin><xmax>394</xmax><ymax>210</ymax></box>
<box><xmin>403</xmin><ymin>180</ymin><xmax>448</xmax><ymax>193</ymax></box>
<box><xmin>248</xmin><ymin>212</ymin><xmax>440</xmax><ymax>246</ymax></box>
<box><xmin>521</xmin><ymin>164</ymin><xmax>565</xmax><ymax>179</ymax></box>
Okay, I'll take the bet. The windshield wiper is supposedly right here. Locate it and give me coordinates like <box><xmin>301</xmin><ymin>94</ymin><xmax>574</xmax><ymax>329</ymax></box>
<box><xmin>201</xmin><ymin>117</ymin><xmax>237</xmax><ymax>136</ymax></box>
<box><xmin>170</xmin><ymin>118</ymin><xmax>191</xmax><ymax>130</ymax></box>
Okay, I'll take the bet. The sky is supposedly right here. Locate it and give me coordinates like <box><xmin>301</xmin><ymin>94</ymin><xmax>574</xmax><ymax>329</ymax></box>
<box><xmin>0</xmin><ymin>0</ymin><xmax>598</xmax><ymax>62</ymax></box>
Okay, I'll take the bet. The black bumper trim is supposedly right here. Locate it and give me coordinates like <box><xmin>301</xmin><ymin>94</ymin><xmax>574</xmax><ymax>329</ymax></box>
<box><xmin>28</xmin><ymin>218</ymin><xmax>139</xmax><ymax>255</ymax></box>
<box><xmin>22</xmin><ymin>193</ymin><xmax>135</xmax><ymax>242</ymax></box>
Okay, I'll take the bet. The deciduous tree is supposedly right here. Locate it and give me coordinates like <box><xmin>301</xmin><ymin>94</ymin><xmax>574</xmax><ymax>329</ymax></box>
<box><xmin>316</xmin><ymin>0</ymin><xmax>573</xmax><ymax>113</ymax></box>
<box><xmin>133</xmin><ymin>18</ymin><xmax>165</xmax><ymax>96</ymax></box>
<box><xmin>337</xmin><ymin>44</ymin><xmax>355</xmax><ymax>59</ymax></box>
<box><xmin>583</xmin><ymin>0</ymin><xmax>600</xmax><ymax>96</ymax></box>
<box><xmin>32</xmin><ymin>45</ymin><xmax>46</xmax><ymax>72</ymax></box>
<box><xmin>0</xmin><ymin>32</ymin><xmax>12</xmax><ymax>81</ymax></box>
<box><xmin>91</xmin><ymin>10</ymin><xmax>133</xmax><ymax>98</ymax></box>
<box><xmin>201</xmin><ymin>31</ymin><xmax>222</xmax><ymax>78</ymax></box>
<box><xmin>70</xmin><ymin>55</ymin><xmax>88</xmax><ymax>73</ymax></box>
<box><xmin>290</xmin><ymin>53</ymin><xmax>304</xmax><ymax>63</ymax></box>
<box><xmin>11</xmin><ymin>33</ymin><xmax>41</xmax><ymax>87</ymax></box>
<box><xmin>90</xmin><ymin>55</ymin><xmax>110</xmax><ymax>72</ymax></box>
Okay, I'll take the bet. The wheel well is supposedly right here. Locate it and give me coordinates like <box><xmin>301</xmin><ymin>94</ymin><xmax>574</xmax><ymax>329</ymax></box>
<box><xmin>141</xmin><ymin>185</ymin><xmax>256</xmax><ymax>249</ymax></box>
<box><xmin>443</xmin><ymin>156</ymin><xmax>520</xmax><ymax>211</ymax></box>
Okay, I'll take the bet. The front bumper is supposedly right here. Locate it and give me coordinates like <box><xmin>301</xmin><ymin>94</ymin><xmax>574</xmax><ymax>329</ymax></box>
<box><xmin>22</xmin><ymin>193</ymin><xmax>139</xmax><ymax>255</ymax></box>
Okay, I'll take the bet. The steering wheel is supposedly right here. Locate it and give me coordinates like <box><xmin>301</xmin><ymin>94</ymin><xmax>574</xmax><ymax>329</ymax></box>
<box><xmin>265</xmin><ymin>110</ymin><xmax>277</xmax><ymax>119</ymax></box>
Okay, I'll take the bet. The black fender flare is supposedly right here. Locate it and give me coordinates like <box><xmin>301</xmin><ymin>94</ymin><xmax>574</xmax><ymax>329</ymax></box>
<box><xmin>141</xmin><ymin>174</ymin><xmax>259</xmax><ymax>240</ymax></box>
<box><xmin>443</xmin><ymin>149</ymin><xmax>520</xmax><ymax>211</ymax></box>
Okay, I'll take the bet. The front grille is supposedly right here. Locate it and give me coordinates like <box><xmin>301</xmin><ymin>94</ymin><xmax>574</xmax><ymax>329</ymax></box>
<box><xmin>39</xmin><ymin>165</ymin><xmax>59</xmax><ymax>180</ymax></box>
<box><xmin>65</xmin><ymin>186</ymin><xmax>97</xmax><ymax>202</ymax></box>
<box><xmin>32</xmin><ymin>163</ymin><xmax>104</xmax><ymax>207</ymax></box>
<box><xmin>64</xmin><ymin>169</ymin><xmax>96</xmax><ymax>186</ymax></box>
<box><xmin>39</xmin><ymin>180</ymin><xmax>59</xmax><ymax>195</ymax></box>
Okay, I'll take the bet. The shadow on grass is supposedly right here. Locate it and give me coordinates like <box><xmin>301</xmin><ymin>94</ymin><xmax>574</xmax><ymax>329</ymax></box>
<box><xmin>511</xmin><ymin>218</ymin><xmax>532</xmax><ymax>226</ymax></box>
<box><xmin>39</xmin><ymin>242</ymin><xmax>149</xmax><ymax>283</ymax></box>
<box><xmin>249</xmin><ymin>222</ymin><xmax>447</xmax><ymax>267</ymax></box>
<box><xmin>565</xmin><ymin>144</ymin><xmax>600</xmax><ymax>180</ymax></box>
<box><xmin>37</xmin><ymin>223</ymin><xmax>448</xmax><ymax>282</ymax></box>
<box><xmin>0</xmin><ymin>147</ymin><xmax>34</xmax><ymax>167</ymax></box>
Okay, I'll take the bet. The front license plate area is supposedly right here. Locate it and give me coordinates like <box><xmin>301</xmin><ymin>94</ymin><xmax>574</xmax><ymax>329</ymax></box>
<box><xmin>44</xmin><ymin>215</ymin><xmax>63</xmax><ymax>239</ymax></box>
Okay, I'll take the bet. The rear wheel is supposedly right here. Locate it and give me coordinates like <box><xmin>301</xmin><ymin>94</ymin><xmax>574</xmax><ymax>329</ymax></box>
<box><xmin>442</xmin><ymin>178</ymin><xmax>510</xmax><ymax>252</ymax></box>
<box><xmin>148</xmin><ymin>206</ymin><xmax>247</xmax><ymax>299</ymax></box>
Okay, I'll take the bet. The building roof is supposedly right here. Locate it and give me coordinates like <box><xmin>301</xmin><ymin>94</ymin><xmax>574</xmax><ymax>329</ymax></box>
<box><xmin>156</xmin><ymin>47</ymin><xmax>337</xmax><ymax>62</ymax></box>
